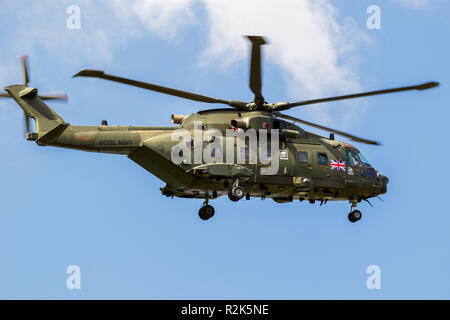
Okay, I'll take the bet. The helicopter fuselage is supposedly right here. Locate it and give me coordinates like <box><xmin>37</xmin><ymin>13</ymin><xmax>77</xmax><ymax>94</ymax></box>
<box><xmin>36</xmin><ymin>108</ymin><xmax>388</xmax><ymax>205</ymax></box>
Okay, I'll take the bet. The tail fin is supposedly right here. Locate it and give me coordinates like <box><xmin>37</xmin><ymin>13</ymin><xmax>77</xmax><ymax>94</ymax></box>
<box><xmin>4</xmin><ymin>84</ymin><xmax>68</xmax><ymax>142</ymax></box>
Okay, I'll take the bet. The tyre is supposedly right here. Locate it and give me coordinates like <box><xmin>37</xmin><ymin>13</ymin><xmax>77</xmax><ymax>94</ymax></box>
<box><xmin>348</xmin><ymin>212</ymin><xmax>356</xmax><ymax>223</ymax></box>
<box><xmin>348</xmin><ymin>210</ymin><xmax>362</xmax><ymax>223</ymax></box>
<box><xmin>199</xmin><ymin>205</ymin><xmax>215</xmax><ymax>220</ymax></box>
<box><xmin>228</xmin><ymin>186</ymin><xmax>245</xmax><ymax>202</ymax></box>
<box><xmin>352</xmin><ymin>210</ymin><xmax>362</xmax><ymax>220</ymax></box>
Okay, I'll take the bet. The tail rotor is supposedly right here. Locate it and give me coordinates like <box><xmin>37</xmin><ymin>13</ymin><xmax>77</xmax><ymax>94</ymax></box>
<box><xmin>0</xmin><ymin>56</ymin><xmax>68</xmax><ymax>136</ymax></box>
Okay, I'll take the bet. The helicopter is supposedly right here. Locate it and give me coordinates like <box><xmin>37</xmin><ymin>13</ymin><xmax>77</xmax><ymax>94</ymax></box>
<box><xmin>1</xmin><ymin>36</ymin><xmax>439</xmax><ymax>223</ymax></box>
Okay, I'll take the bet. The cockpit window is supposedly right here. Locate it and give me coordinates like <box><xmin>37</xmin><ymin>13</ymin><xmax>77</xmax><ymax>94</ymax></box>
<box><xmin>357</xmin><ymin>152</ymin><xmax>371</xmax><ymax>167</ymax></box>
<box><xmin>346</xmin><ymin>150</ymin><xmax>360</xmax><ymax>166</ymax></box>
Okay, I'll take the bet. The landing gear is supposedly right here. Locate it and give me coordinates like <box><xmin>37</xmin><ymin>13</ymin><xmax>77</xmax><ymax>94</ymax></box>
<box><xmin>199</xmin><ymin>204</ymin><xmax>215</xmax><ymax>220</ymax></box>
<box><xmin>228</xmin><ymin>182</ymin><xmax>245</xmax><ymax>202</ymax></box>
<box><xmin>347</xmin><ymin>201</ymin><xmax>362</xmax><ymax>223</ymax></box>
<box><xmin>348</xmin><ymin>210</ymin><xmax>362</xmax><ymax>223</ymax></box>
<box><xmin>198</xmin><ymin>198</ymin><xmax>215</xmax><ymax>220</ymax></box>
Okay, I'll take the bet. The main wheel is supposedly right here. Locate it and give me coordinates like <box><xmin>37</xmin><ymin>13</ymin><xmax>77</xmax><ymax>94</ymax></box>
<box><xmin>199</xmin><ymin>205</ymin><xmax>215</xmax><ymax>220</ymax></box>
<box><xmin>228</xmin><ymin>186</ymin><xmax>245</xmax><ymax>202</ymax></box>
<box><xmin>348</xmin><ymin>210</ymin><xmax>362</xmax><ymax>223</ymax></box>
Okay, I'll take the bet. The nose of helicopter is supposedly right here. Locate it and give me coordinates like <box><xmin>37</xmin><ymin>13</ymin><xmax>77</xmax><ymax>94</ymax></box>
<box><xmin>380</xmin><ymin>175</ymin><xmax>389</xmax><ymax>194</ymax></box>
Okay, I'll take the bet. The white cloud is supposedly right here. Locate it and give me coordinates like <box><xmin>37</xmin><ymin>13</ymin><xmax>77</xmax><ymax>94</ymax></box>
<box><xmin>202</xmin><ymin>1</ymin><xmax>359</xmax><ymax>96</ymax></box>
<box><xmin>114</xmin><ymin>0</ymin><xmax>369</xmax><ymax>127</ymax></box>
<box><xmin>197</xmin><ymin>0</ymin><xmax>368</xmax><ymax>128</ymax></box>
<box><xmin>127</xmin><ymin>0</ymin><xmax>197</xmax><ymax>38</ymax></box>
<box><xmin>1</xmin><ymin>0</ymin><xmax>371</xmax><ymax>130</ymax></box>
<box><xmin>108</xmin><ymin>0</ymin><xmax>367</xmax><ymax>99</ymax></box>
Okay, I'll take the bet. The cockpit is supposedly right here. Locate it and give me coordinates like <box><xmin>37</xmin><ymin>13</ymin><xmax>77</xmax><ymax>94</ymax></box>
<box><xmin>345</xmin><ymin>148</ymin><xmax>371</xmax><ymax>167</ymax></box>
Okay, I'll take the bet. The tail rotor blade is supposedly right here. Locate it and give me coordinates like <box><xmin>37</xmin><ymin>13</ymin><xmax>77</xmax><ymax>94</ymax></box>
<box><xmin>1</xmin><ymin>55</ymin><xmax>68</xmax><ymax>108</ymax></box>
<box><xmin>20</xmin><ymin>55</ymin><xmax>30</xmax><ymax>86</ymax></box>
<box><xmin>39</xmin><ymin>93</ymin><xmax>68</xmax><ymax>102</ymax></box>
<box><xmin>0</xmin><ymin>91</ymin><xmax>68</xmax><ymax>102</ymax></box>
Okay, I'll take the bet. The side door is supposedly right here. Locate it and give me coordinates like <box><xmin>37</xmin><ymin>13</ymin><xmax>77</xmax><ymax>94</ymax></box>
<box><xmin>311</xmin><ymin>148</ymin><xmax>331</xmax><ymax>187</ymax></box>
<box><xmin>292</xmin><ymin>144</ymin><xmax>313</xmax><ymax>177</ymax></box>
<box><xmin>292</xmin><ymin>145</ymin><xmax>331</xmax><ymax>188</ymax></box>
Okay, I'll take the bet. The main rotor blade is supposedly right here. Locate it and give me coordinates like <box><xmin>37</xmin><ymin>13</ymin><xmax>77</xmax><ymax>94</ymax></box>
<box><xmin>73</xmin><ymin>69</ymin><xmax>249</xmax><ymax>109</ymax></box>
<box><xmin>247</xmin><ymin>36</ymin><xmax>266</xmax><ymax>106</ymax></box>
<box><xmin>274</xmin><ymin>112</ymin><xmax>380</xmax><ymax>145</ymax></box>
<box><xmin>0</xmin><ymin>91</ymin><xmax>67</xmax><ymax>102</ymax></box>
<box><xmin>274</xmin><ymin>81</ymin><xmax>440</xmax><ymax>111</ymax></box>
<box><xmin>20</xmin><ymin>55</ymin><xmax>30</xmax><ymax>86</ymax></box>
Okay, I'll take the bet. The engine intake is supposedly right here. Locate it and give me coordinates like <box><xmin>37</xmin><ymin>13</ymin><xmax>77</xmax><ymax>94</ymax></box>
<box><xmin>171</xmin><ymin>114</ymin><xmax>188</xmax><ymax>124</ymax></box>
<box><xmin>230</xmin><ymin>118</ymin><xmax>249</xmax><ymax>130</ymax></box>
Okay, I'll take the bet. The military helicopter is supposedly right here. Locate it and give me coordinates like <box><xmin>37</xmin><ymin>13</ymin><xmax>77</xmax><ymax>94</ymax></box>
<box><xmin>1</xmin><ymin>36</ymin><xmax>439</xmax><ymax>223</ymax></box>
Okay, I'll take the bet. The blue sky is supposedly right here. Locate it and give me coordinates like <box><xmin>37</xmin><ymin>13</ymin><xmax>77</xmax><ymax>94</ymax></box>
<box><xmin>0</xmin><ymin>0</ymin><xmax>449</xmax><ymax>299</ymax></box>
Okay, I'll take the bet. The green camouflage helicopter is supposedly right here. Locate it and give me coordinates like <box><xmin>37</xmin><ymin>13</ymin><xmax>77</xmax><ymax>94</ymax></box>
<box><xmin>1</xmin><ymin>36</ymin><xmax>439</xmax><ymax>223</ymax></box>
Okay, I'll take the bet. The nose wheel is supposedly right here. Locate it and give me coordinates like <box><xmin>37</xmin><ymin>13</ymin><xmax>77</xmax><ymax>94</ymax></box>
<box><xmin>348</xmin><ymin>201</ymin><xmax>362</xmax><ymax>223</ymax></box>
<box><xmin>348</xmin><ymin>210</ymin><xmax>362</xmax><ymax>223</ymax></box>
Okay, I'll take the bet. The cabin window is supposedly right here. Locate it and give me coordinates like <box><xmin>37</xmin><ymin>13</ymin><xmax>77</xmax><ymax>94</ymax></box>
<box><xmin>317</xmin><ymin>153</ymin><xmax>328</xmax><ymax>165</ymax></box>
<box><xmin>297</xmin><ymin>151</ymin><xmax>309</xmax><ymax>164</ymax></box>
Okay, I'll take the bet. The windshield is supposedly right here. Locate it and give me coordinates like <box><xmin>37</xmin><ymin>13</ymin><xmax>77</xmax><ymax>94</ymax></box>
<box><xmin>357</xmin><ymin>152</ymin><xmax>371</xmax><ymax>166</ymax></box>
<box><xmin>346</xmin><ymin>150</ymin><xmax>360</xmax><ymax>166</ymax></box>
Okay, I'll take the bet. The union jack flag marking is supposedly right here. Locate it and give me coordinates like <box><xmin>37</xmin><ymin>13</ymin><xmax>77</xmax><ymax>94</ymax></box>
<box><xmin>330</xmin><ymin>160</ymin><xmax>346</xmax><ymax>171</ymax></box>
